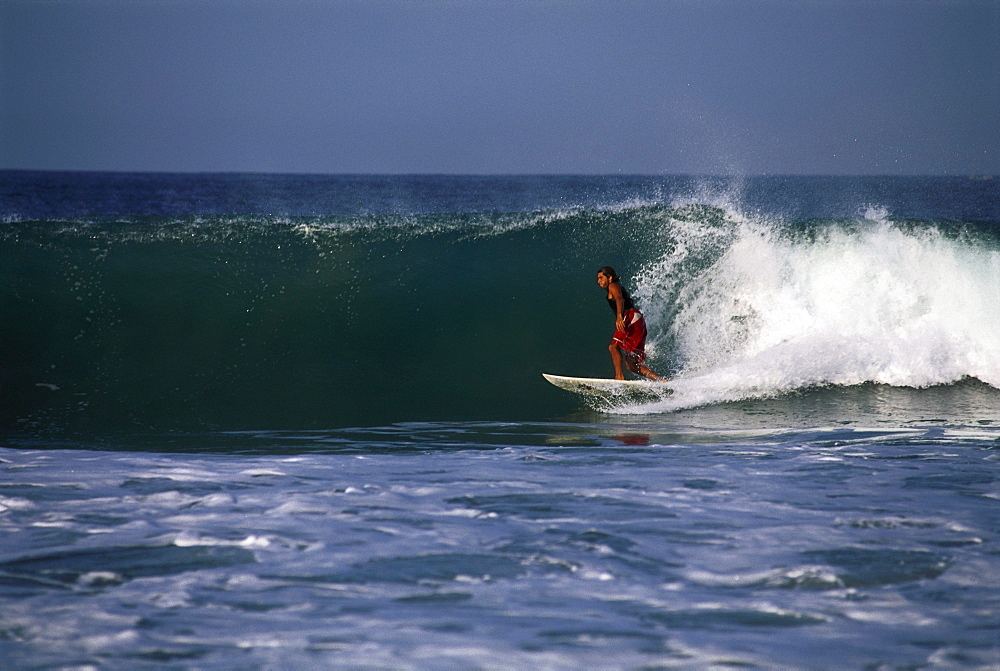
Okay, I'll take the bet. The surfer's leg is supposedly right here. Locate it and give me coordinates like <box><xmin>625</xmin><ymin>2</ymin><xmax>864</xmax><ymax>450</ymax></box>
<box><xmin>637</xmin><ymin>364</ymin><xmax>667</xmax><ymax>382</ymax></box>
<box><xmin>608</xmin><ymin>342</ymin><xmax>625</xmax><ymax>380</ymax></box>
<box><xmin>623</xmin><ymin>354</ymin><xmax>641</xmax><ymax>376</ymax></box>
<box><xmin>626</xmin><ymin>354</ymin><xmax>667</xmax><ymax>382</ymax></box>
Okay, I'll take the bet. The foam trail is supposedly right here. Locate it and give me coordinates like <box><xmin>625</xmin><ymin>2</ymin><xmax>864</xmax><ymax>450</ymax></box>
<box><xmin>633</xmin><ymin>207</ymin><xmax>1000</xmax><ymax>411</ymax></box>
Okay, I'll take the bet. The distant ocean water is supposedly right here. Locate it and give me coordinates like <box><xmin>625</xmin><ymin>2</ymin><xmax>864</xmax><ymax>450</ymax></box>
<box><xmin>1</xmin><ymin>172</ymin><xmax>998</xmax><ymax>668</ymax></box>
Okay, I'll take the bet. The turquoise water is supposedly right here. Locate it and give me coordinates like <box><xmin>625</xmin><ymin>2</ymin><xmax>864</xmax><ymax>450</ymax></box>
<box><xmin>1</xmin><ymin>173</ymin><xmax>998</xmax><ymax>668</ymax></box>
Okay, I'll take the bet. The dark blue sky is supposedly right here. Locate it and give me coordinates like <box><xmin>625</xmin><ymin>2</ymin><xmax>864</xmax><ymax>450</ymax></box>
<box><xmin>2</xmin><ymin>0</ymin><xmax>998</xmax><ymax>175</ymax></box>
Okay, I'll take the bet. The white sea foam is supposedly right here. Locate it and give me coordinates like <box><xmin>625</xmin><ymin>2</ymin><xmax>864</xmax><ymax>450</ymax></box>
<box><xmin>173</xmin><ymin>532</ymin><xmax>271</xmax><ymax>548</ymax></box>
<box><xmin>634</xmin><ymin>204</ymin><xmax>1000</xmax><ymax>410</ymax></box>
<box><xmin>0</xmin><ymin>495</ymin><xmax>36</xmax><ymax>512</ymax></box>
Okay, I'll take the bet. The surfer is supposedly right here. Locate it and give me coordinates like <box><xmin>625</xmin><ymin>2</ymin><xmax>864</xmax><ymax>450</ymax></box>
<box><xmin>597</xmin><ymin>266</ymin><xmax>666</xmax><ymax>381</ymax></box>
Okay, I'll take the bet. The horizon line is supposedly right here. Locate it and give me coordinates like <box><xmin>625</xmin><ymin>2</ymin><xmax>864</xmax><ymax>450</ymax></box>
<box><xmin>1</xmin><ymin>169</ymin><xmax>996</xmax><ymax>180</ymax></box>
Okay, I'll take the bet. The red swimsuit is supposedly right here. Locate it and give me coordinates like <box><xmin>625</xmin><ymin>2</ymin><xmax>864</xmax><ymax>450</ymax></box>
<box><xmin>608</xmin><ymin>286</ymin><xmax>648</xmax><ymax>363</ymax></box>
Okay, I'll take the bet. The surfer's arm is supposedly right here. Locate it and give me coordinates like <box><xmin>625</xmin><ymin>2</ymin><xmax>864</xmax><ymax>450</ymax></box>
<box><xmin>608</xmin><ymin>283</ymin><xmax>627</xmax><ymax>331</ymax></box>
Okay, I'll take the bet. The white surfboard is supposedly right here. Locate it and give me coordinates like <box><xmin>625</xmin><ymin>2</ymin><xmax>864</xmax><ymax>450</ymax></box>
<box><xmin>542</xmin><ymin>373</ymin><xmax>670</xmax><ymax>397</ymax></box>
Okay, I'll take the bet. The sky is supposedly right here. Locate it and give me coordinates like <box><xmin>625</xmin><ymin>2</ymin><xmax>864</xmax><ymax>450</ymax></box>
<box><xmin>2</xmin><ymin>0</ymin><xmax>998</xmax><ymax>175</ymax></box>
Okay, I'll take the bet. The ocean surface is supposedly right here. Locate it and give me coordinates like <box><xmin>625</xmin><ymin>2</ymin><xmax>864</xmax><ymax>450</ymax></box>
<box><xmin>1</xmin><ymin>172</ymin><xmax>998</xmax><ymax>668</ymax></box>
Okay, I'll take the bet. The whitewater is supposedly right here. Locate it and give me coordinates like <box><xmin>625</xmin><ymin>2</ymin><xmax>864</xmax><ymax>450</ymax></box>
<box><xmin>625</xmin><ymin>204</ymin><xmax>1000</xmax><ymax>414</ymax></box>
<box><xmin>1</xmin><ymin>172</ymin><xmax>998</xmax><ymax>669</ymax></box>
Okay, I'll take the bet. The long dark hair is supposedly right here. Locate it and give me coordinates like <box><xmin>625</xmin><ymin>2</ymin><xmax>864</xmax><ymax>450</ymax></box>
<box><xmin>598</xmin><ymin>266</ymin><xmax>620</xmax><ymax>283</ymax></box>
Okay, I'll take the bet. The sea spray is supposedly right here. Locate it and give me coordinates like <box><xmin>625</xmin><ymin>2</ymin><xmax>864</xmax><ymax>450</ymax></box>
<box><xmin>628</xmin><ymin>204</ymin><xmax>1000</xmax><ymax>413</ymax></box>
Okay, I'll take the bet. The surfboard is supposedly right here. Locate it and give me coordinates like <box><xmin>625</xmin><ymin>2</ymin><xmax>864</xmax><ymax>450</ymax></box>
<box><xmin>542</xmin><ymin>373</ymin><xmax>670</xmax><ymax>397</ymax></box>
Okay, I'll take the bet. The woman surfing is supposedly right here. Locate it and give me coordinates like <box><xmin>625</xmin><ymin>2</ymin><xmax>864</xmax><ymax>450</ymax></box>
<box><xmin>597</xmin><ymin>266</ymin><xmax>666</xmax><ymax>381</ymax></box>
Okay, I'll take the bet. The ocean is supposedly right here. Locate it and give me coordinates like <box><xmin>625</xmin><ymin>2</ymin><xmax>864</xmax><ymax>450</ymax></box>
<box><xmin>1</xmin><ymin>172</ymin><xmax>998</xmax><ymax>668</ymax></box>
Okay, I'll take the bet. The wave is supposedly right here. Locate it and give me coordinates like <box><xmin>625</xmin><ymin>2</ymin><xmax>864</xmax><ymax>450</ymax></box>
<box><xmin>3</xmin><ymin>181</ymin><xmax>1000</xmax><ymax>433</ymax></box>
